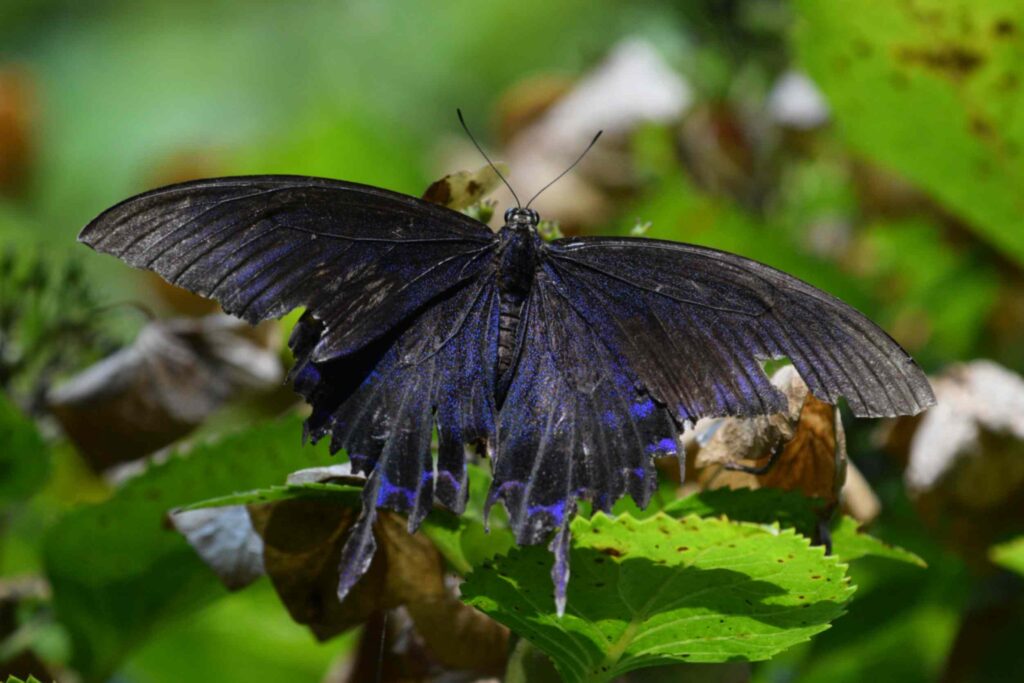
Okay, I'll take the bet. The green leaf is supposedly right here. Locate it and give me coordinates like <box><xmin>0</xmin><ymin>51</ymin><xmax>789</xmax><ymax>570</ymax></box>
<box><xmin>990</xmin><ymin>536</ymin><xmax>1024</xmax><ymax>576</ymax></box>
<box><xmin>0</xmin><ymin>394</ymin><xmax>50</xmax><ymax>507</ymax></box>
<box><xmin>829</xmin><ymin>517</ymin><xmax>926</xmax><ymax>568</ymax></box>
<box><xmin>420</xmin><ymin>464</ymin><xmax>515</xmax><ymax>574</ymax></box>
<box><xmin>6</xmin><ymin>677</ymin><xmax>45</xmax><ymax>683</ymax></box>
<box><xmin>42</xmin><ymin>415</ymin><xmax>336</xmax><ymax>681</ymax></box>
<box><xmin>663</xmin><ymin>488</ymin><xmax>821</xmax><ymax>537</ymax></box>
<box><xmin>664</xmin><ymin>489</ymin><xmax>924</xmax><ymax>567</ymax></box>
<box><xmin>178</xmin><ymin>482</ymin><xmax>363</xmax><ymax>511</ymax></box>
<box><xmin>793</xmin><ymin>0</ymin><xmax>1024</xmax><ymax>265</ymax></box>
<box><xmin>462</xmin><ymin>513</ymin><xmax>853</xmax><ymax>683</ymax></box>
<box><xmin>119</xmin><ymin>581</ymin><xmax>354</xmax><ymax>683</ymax></box>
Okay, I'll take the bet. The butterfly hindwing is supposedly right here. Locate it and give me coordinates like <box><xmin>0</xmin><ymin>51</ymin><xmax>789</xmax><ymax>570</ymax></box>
<box><xmin>491</xmin><ymin>267</ymin><xmax>681</xmax><ymax>539</ymax></box>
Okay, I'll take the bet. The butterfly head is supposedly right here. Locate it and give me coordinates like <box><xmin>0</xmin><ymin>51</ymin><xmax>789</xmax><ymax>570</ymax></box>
<box><xmin>504</xmin><ymin>207</ymin><xmax>540</xmax><ymax>230</ymax></box>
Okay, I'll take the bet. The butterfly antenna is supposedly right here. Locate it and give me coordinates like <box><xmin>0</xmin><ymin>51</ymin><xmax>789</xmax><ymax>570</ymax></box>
<box><xmin>525</xmin><ymin>130</ymin><xmax>603</xmax><ymax>209</ymax></box>
<box><xmin>457</xmin><ymin>108</ymin><xmax>521</xmax><ymax>208</ymax></box>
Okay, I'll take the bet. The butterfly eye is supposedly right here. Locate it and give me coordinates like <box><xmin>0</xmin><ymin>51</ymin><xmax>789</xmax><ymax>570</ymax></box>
<box><xmin>504</xmin><ymin>208</ymin><xmax>516</xmax><ymax>224</ymax></box>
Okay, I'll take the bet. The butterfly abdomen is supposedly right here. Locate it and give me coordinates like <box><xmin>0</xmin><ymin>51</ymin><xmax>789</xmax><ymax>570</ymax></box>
<box><xmin>495</xmin><ymin>225</ymin><xmax>540</xmax><ymax>384</ymax></box>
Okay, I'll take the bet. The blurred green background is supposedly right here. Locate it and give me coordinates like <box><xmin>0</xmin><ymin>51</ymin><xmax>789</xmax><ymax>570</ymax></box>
<box><xmin>1</xmin><ymin>0</ymin><xmax>1023</xmax><ymax>681</ymax></box>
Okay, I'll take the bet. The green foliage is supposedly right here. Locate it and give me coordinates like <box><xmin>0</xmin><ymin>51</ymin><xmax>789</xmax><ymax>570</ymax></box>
<box><xmin>829</xmin><ymin>517</ymin><xmax>926</xmax><ymax>568</ymax></box>
<box><xmin>0</xmin><ymin>394</ymin><xmax>49</xmax><ymax>507</ymax></box>
<box><xmin>859</xmin><ymin>220</ymin><xmax>999</xmax><ymax>364</ymax></box>
<box><xmin>664</xmin><ymin>488</ymin><xmax>821</xmax><ymax>536</ymax></box>
<box><xmin>989</xmin><ymin>536</ymin><xmax>1024</xmax><ymax>576</ymax></box>
<box><xmin>794</xmin><ymin>0</ymin><xmax>1024</xmax><ymax>265</ymax></box>
<box><xmin>119</xmin><ymin>581</ymin><xmax>352</xmax><ymax>683</ymax></box>
<box><xmin>179</xmin><ymin>482</ymin><xmax>363</xmax><ymax>511</ymax></box>
<box><xmin>665</xmin><ymin>488</ymin><xmax>925</xmax><ymax>567</ymax></box>
<box><xmin>6</xmin><ymin>676</ymin><xmax>45</xmax><ymax>683</ymax></box>
<box><xmin>462</xmin><ymin>513</ymin><xmax>853</xmax><ymax>682</ymax></box>
<box><xmin>41</xmin><ymin>415</ymin><xmax>336</xmax><ymax>681</ymax></box>
<box><xmin>419</xmin><ymin>464</ymin><xmax>516</xmax><ymax>573</ymax></box>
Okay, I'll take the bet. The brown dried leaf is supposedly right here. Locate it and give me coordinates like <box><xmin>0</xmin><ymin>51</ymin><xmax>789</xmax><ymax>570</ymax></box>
<box><xmin>249</xmin><ymin>498</ymin><xmax>382</xmax><ymax>641</ymax></box>
<box><xmin>47</xmin><ymin>315</ymin><xmax>282</xmax><ymax>470</ymax></box>
<box><xmin>244</xmin><ymin>468</ymin><xmax>508</xmax><ymax>673</ymax></box>
<box><xmin>696</xmin><ymin>366</ymin><xmax>848</xmax><ymax>511</ymax></box>
<box><xmin>421</xmin><ymin>163</ymin><xmax>507</xmax><ymax>210</ymax></box>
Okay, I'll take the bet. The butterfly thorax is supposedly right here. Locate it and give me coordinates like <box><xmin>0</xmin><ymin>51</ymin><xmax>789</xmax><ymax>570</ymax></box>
<box><xmin>495</xmin><ymin>209</ymin><xmax>541</xmax><ymax>384</ymax></box>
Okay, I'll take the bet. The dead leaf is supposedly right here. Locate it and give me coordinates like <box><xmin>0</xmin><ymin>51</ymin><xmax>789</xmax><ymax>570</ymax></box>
<box><xmin>422</xmin><ymin>163</ymin><xmax>508</xmax><ymax>211</ymax></box>
<box><xmin>885</xmin><ymin>360</ymin><xmax>1024</xmax><ymax>564</ymax></box>
<box><xmin>903</xmin><ymin>360</ymin><xmax>1024</xmax><ymax>500</ymax></box>
<box><xmin>249</xmin><ymin>497</ymin><xmax>508</xmax><ymax>673</ymax></box>
<box><xmin>695</xmin><ymin>365</ymin><xmax>850</xmax><ymax>516</ymax></box>
<box><xmin>168</xmin><ymin>506</ymin><xmax>265</xmax><ymax>591</ymax></box>
<box><xmin>47</xmin><ymin>314</ymin><xmax>282</xmax><ymax>470</ymax></box>
<box><xmin>249</xmin><ymin>497</ymin><xmax>384</xmax><ymax>641</ymax></box>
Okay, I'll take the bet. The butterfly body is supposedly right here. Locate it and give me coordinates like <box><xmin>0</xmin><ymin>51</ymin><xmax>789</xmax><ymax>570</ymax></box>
<box><xmin>79</xmin><ymin>173</ymin><xmax>935</xmax><ymax>611</ymax></box>
<box><xmin>495</xmin><ymin>208</ymin><xmax>542</xmax><ymax>390</ymax></box>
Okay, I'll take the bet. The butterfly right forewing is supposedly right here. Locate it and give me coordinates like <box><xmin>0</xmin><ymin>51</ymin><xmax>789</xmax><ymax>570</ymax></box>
<box><xmin>544</xmin><ymin>236</ymin><xmax>935</xmax><ymax>420</ymax></box>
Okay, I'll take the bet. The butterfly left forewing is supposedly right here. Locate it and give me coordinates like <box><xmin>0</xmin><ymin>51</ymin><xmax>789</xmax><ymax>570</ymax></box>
<box><xmin>80</xmin><ymin>175</ymin><xmax>497</xmax><ymax>360</ymax></box>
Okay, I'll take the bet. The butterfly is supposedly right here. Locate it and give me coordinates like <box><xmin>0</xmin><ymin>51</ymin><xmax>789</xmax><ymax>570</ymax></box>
<box><xmin>79</xmin><ymin>128</ymin><xmax>934</xmax><ymax>615</ymax></box>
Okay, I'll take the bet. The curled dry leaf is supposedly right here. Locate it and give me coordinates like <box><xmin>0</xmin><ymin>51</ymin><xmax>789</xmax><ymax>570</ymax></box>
<box><xmin>248</xmin><ymin>498</ymin><xmax>384</xmax><ymax>641</ymax></box>
<box><xmin>176</xmin><ymin>463</ymin><xmax>510</xmax><ymax>675</ymax></box>
<box><xmin>692</xmin><ymin>366</ymin><xmax>880</xmax><ymax>526</ymax></box>
<box><xmin>695</xmin><ymin>366</ymin><xmax>847</xmax><ymax>510</ymax></box>
<box><xmin>885</xmin><ymin>360</ymin><xmax>1024</xmax><ymax>562</ymax></box>
<box><xmin>250</xmin><ymin>500</ymin><xmax>508</xmax><ymax>674</ymax></box>
<box><xmin>47</xmin><ymin>314</ymin><xmax>282</xmax><ymax>470</ymax></box>
<box><xmin>421</xmin><ymin>162</ymin><xmax>508</xmax><ymax>212</ymax></box>
<box><xmin>168</xmin><ymin>506</ymin><xmax>265</xmax><ymax>591</ymax></box>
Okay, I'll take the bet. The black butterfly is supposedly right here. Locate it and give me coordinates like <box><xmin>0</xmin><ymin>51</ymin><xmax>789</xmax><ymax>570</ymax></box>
<box><xmin>79</xmin><ymin>154</ymin><xmax>934</xmax><ymax>614</ymax></box>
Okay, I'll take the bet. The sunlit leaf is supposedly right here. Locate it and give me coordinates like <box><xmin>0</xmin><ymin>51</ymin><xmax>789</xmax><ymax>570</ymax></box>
<box><xmin>664</xmin><ymin>488</ymin><xmax>820</xmax><ymax>537</ymax></box>
<box><xmin>794</xmin><ymin>0</ymin><xmax>1024</xmax><ymax>265</ymax></box>
<box><xmin>462</xmin><ymin>513</ymin><xmax>852</xmax><ymax>682</ymax></box>
<box><xmin>664</xmin><ymin>488</ymin><xmax>924</xmax><ymax>567</ymax></box>
<box><xmin>990</xmin><ymin>536</ymin><xmax>1024</xmax><ymax>576</ymax></box>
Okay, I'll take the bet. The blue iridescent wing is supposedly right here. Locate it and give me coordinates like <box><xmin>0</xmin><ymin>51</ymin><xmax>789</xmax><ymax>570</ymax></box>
<box><xmin>80</xmin><ymin>175</ymin><xmax>502</xmax><ymax>600</ymax></box>
<box><xmin>490</xmin><ymin>269</ymin><xmax>679</xmax><ymax>613</ymax></box>
<box><xmin>544</xmin><ymin>236</ymin><xmax>936</xmax><ymax>420</ymax></box>
<box><xmin>291</xmin><ymin>273</ymin><xmax>500</xmax><ymax>599</ymax></box>
<box><xmin>491</xmin><ymin>237</ymin><xmax>934</xmax><ymax>612</ymax></box>
<box><xmin>79</xmin><ymin>175</ymin><xmax>497</xmax><ymax>360</ymax></box>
